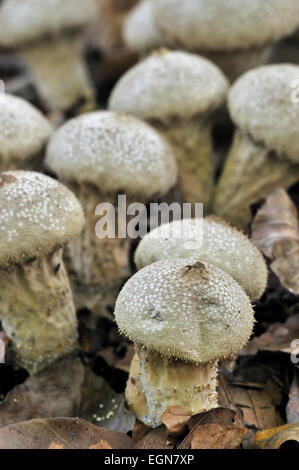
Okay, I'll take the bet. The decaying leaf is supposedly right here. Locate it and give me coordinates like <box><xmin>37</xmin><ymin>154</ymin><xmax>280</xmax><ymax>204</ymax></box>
<box><xmin>255</xmin><ymin>423</ymin><xmax>299</xmax><ymax>449</ymax></box>
<box><xmin>252</xmin><ymin>188</ymin><xmax>299</xmax><ymax>294</ymax></box>
<box><xmin>179</xmin><ymin>407</ymin><xmax>247</xmax><ymax>449</ymax></box>
<box><xmin>89</xmin><ymin>440</ymin><xmax>112</xmax><ymax>449</ymax></box>
<box><xmin>0</xmin><ymin>356</ymin><xmax>135</xmax><ymax>434</ymax></box>
<box><xmin>243</xmin><ymin>313</ymin><xmax>299</xmax><ymax>355</ymax></box>
<box><xmin>0</xmin><ymin>418</ymin><xmax>132</xmax><ymax>449</ymax></box>
<box><xmin>161</xmin><ymin>406</ymin><xmax>191</xmax><ymax>437</ymax></box>
<box><xmin>132</xmin><ymin>420</ymin><xmax>176</xmax><ymax>449</ymax></box>
<box><xmin>48</xmin><ymin>442</ymin><xmax>64</xmax><ymax>449</ymax></box>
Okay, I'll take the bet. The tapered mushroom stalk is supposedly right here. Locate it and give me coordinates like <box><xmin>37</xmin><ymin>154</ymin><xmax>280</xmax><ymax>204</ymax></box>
<box><xmin>115</xmin><ymin>259</ymin><xmax>254</xmax><ymax>427</ymax></box>
<box><xmin>0</xmin><ymin>93</ymin><xmax>52</xmax><ymax>172</ymax></box>
<box><xmin>45</xmin><ymin>111</ymin><xmax>177</xmax><ymax>320</ymax></box>
<box><xmin>109</xmin><ymin>50</ymin><xmax>228</xmax><ymax>209</ymax></box>
<box><xmin>0</xmin><ymin>171</ymin><xmax>85</xmax><ymax>374</ymax></box>
<box><xmin>0</xmin><ymin>0</ymin><xmax>97</xmax><ymax>113</ymax></box>
<box><xmin>135</xmin><ymin>216</ymin><xmax>267</xmax><ymax>302</ymax></box>
<box><xmin>213</xmin><ymin>64</ymin><xmax>299</xmax><ymax>229</ymax></box>
<box><xmin>152</xmin><ymin>0</ymin><xmax>299</xmax><ymax>81</ymax></box>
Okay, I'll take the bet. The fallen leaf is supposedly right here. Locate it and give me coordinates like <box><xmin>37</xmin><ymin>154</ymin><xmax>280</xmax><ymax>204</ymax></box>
<box><xmin>0</xmin><ymin>418</ymin><xmax>132</xmax><ymax>449</ymax></box>
<box><xmin>161</xmin><ymin>406</ymin><xmax>191</xmax><ymax>437</ymax></box>
<box><xmin>252</xmin><ymin>188</ymin><xmax>299</xmax><ymax>294</ymax></box>
<box><xmin>89</xmin><ymin>440</ymin><xmax>112</xmax><ymax>449</ymax></box>
<box><xmin>243</xmin><ymin>314</ymin><xmax>299</xmax><ymax>356</ymax></box>
<box><xmin>0</xmin><ymin>356</ymin><xmax>135</xmax><ymax>434</ymax></box>
<box><xmin>48</xmin><ymin>442</ymin><xmax>64</xmax><ymax>449</ymax></box>
<box><xmin>191</xmin><ymin>423</ymin><xmax>247</xmax><ymax>449</ymax></box>
<box><xmin>286</xmin><ymin>371</ymin><xmax>299</xmax><ymax>424</ymax></box>
<box><xmin>255</xmin><ymin>423</ymin><xmax>299</xmax><ymax>449</ymax></box>
<box><xmin>179</xmin><ymin>407</ymin><xmax>247</xmax><ymax>449</ymax></box>
<box><xmin>132</xmin><ymin>421</ymin><xmax>176</xmax><ymax>449</ymax></box>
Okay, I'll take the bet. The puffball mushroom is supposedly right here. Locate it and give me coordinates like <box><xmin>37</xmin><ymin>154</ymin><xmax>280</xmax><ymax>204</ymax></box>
<box><xmin>115</xmin><ymin>259</ymin><xmax>254</xmax><ymax>428</ymax></box>
<box><xmin>0</xmin><ymin>171</ymin><xmax>85</xmax><ymax>374</ymax></box>
<box><xmin>0</xmin><ymin>93</ymin><xmax>52</xmax><ymax>172</ymax></box>
<box><xmin>109</xmin><ymin>50</ymin><xmax>229</xmax><ymax>209</ymax></box>
<box><xmin>135</xmin><ymin>216</ymin><xmax>267</xmax><ymax>302</ymax></box>
<box><xmin>152</xmin><ymin>0</ymin><xmax>299</xmax><ymax>81</ymax></box>
<box><xmin>123</xmin><ymin>0</ymin><xmax>165</xmax><ymax>55</ymax></box>
<box><xmin>213</xmin><ymin>64</ymin><xmax>299</xmax><ymax>229</ymax></box>
<box><xmin>45</xmin><ymin>111</ymin><xmax>177</xmax><ymax>319</ymax></box>
<box><xmin>0</xmin><ymin>0</ymin><xmax>97</xmax><ymax>113</ymax></box>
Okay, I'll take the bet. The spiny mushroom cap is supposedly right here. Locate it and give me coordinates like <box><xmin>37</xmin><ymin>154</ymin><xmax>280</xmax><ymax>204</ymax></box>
<box><xmin>0</xmin><ymin>171</ymin><xmax>85</xmax><ymax>267</ymax></box>
<box><xmin>45</xmin><ymin>111</ymin><xmax>177</xmax><ymax>199</ymax></box>
<box><xmin>115</xmin><ymin>259</ymin><xmax>254</xmax><ymax>363</ymax></box>
<box><xmin>123</xmin><ymin>0</ymin><xmax>165</xmax><ymax>53</ymax></box>
<box><xmin>229</xmin><ymin>64</ymin><xmax>299</xmax><ymax>163</ymax></box>
<box><xmin>0</xmin><ymin>94</ymin><xmax>52</xmax><ymax>167</ymax></box>
<box><xmin>0</xmin><ymin>0</ymin><xmax>97</xmax><ymax>48</ymax></box>
<box><xmin>109</xmin><ymin>50</ymin><xmax>229</xmax><ymax>123</ymax></box>
<box><xmin>152</xmin><ymin>0</ymin><xmax>299</xmax><ymax>52</ymax></box>
<box><xmin>135</xmin><ymin>216</ymin><xmax>268</xmax><ymax>301</ymax></box>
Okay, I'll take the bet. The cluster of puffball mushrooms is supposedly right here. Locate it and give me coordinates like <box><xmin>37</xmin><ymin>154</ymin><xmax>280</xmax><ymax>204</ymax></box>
<box><xmin>1</xmin><ymin>0</ymin><xmax>299</xmax><ymax>428</ymax></box>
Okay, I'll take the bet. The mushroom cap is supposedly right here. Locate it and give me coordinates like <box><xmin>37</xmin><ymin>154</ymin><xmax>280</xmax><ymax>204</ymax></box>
<box><xmin>135</xmin><ymin>216</ymin><xmax>268</xmax><ymax>301</ymax></box>
<box><xmin>109</xmin><ymin>50</ymin><xmax>229</xmax><ymax>122</ymax></box>
<box><xmin>229</xmin><ymin>64</ymin><xmax>299</xmax><ymax>163</ymax></box>
<box><xmin>0</xmin><ymin>94</ymin><xmax>52</xmax><ymax>168</ymax></box>
<box><xmin>123</xmin><ymin>0</ymin><xmax>165</xmax><ymax>53</ymax></box>
<box><xmin>115</xmin><ymin>259</ymin><xmax>254</xmax><ymax>363</ymax></box>
<box><xmin>152</xmin><ymin>0</ymin><xmax>299</xmax><ymax>52</ymax></box>
<box><xmin>0</xmin><ymin>171</ymin><xmax>85</xmax><ymax>266</ymax></box>
<box><xmin>0</xmin><ymin>0</ymin><xmax>97</xmax><ymax>48</ymax></box>
<box><xmin>45</xmin><ymin>111</ymin><xmax>177</xmax><ymax>198</ymax></box>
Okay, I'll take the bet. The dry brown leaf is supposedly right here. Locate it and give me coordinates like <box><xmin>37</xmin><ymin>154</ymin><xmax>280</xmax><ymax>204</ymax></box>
<box><xmin>243</xmin><ymin>314</ymin><xmax>299</xmax><ymax>355</ymax></box>
<box><xmin>252</xmin><ymin>188</ymin><xmax>299</xmax><ymax>294</ymax></box>
<box><xmin>179</xmin><ymin>407</ymin><xmax>247</xmax><ymax>449</ymax></box>
<box><xmin>89</xmin><ymin>440</ymin><xmax>112</xmax><ymax>449</ymax></box>
<box><xmin>48</xmin><ymin>442</ymin><xmax>64</xmax><ymax>449</ymax></box>
<box><xmin>191</xmin><ymin>423</ymin><xmax>248</xmax><ymax>449</ymax></box>
<box><xmin>132</xmin><ymin>420</ymin><xmax>176</xmax><ymax>449</ymax></box>
<box><xmin>0</xmin><ymin>418</ymin><xmax>132</xmax><ymax>449</ymax></box>
<box><xmin>255</xmin><ymin>423</ymin><xmax>299</xmax><ymax>449</ymax></box>
<box><xmin>161</xmin><ymin>406</ymin><xmax>191</xmax><ymax>437</ymax></box>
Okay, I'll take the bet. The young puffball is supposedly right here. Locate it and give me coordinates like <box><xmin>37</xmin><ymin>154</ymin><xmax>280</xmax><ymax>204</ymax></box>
<box><xmin>135</xmin><ymin>216</ymin><xmax>267</xmax><ymax>302</ymax></box>
<box><xmin>213</xmin><ymin>64</ymin><xmax>299</xmax><ymax>229</ymax></box>
<box><xmin>0</xmin><ymin>171</ymin><xmax>85</xmax><ymax>374</ymax></box>
<box><xmin>109</xmin><ymin>50</ymin><xmax>228</xmax><ymax>209</ymax></box>
<box><xmin>45</xmin><ymin>111</ymin><xmax>177</xmax><ymax>320</ymax></box>
<box><xmin>0</xmin><ymin>94</ymin><xmax>52</xmax><ymax>172</ymax></box>
<box><xmin>123</xmin><ymin>0</ymin><xmax>166</xmax><ymax>56</ymax></box>
<box><xmin>115</xmin><ymin>259</ymin><xmax>255</xmax><ymax>428</ymax></box>
<box><xmin>152</xmin><ymin>0</ymin><xmax>299</xmax><ymax>81</ymax></box>
<box><xmin>0</xmin><ymin>0</ymin><xmax>97</xmax><ymax>113</ymax></box>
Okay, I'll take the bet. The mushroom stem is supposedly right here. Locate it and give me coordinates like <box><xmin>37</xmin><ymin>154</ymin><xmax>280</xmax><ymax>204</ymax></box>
<box><xmin>213</xmin><ymin>130</ymin><xmax>299</xmax><ymax>229</ymax></box>
<box><xmin>206</xmin><ymin>45</ymin><xmax>272</xmax><ymax>82</ymax></box>
<box><xmin>0</xmin><ymin>249</ymin><xmax>78</xmax><ymax>374</ymax></box>
<box><xmin>21</xmin><ymin>34</ymin><xmax>95</xmax><ymax>113</ymax></box>
<box><xmin>126</xmin><ymin>349</ymin><xmax>218</xmax><ymax>428</ymax></box>
<box><xmin>155</xmin><ymin>117</ymin><xmax>214</xmax><ymax>210</ymax></box>
<box><xmin>64</xmin><ymin>184</ymin><xmax>132</xmax><ymax>320</ymax></box>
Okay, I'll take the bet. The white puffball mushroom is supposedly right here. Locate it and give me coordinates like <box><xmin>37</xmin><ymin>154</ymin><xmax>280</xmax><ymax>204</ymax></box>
<box><xmin>0</xmin><ymin>93</ymin><xmax>52</xmax><ymax>172</ymax></box>
<box><xmin>45</xmin><ymin>110</ymin><xmax>177</xmax><ymax>320</ymax></box>
<box><xmin>0</xmin><ymin>0</ymin><xmax>97</xmax><ymax>112</ymax></box>
<box><xmin>109</xmin><ymin>49</ymin><xmax>228</xmax><ymax>209</ymax></box>
<box><xmin>0</xmin><ymin>171</ymin><xmax>85</xmax><ymax>374</ymax></box>
<box><xmin>115</xmin><ymin>259</ymin><xmax>255</xmax><ymax>427</ymax></box>
<box><xmin>213</xmin><ymin>64</ymin><xmax>299</xmax><ymax>229</ymax></box>
<box><xmin>135</xmin><ymin>216</ymin><xmax>268</xmax><ymax>302</ymax></box>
